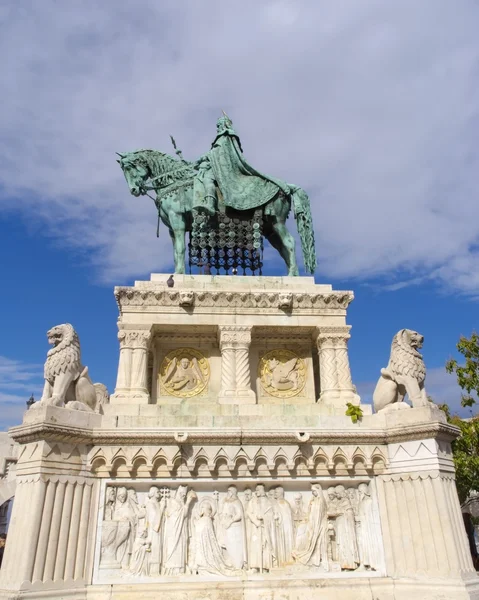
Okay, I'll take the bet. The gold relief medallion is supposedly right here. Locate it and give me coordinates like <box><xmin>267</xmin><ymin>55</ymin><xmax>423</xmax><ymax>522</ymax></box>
<box><xmin>259</xmin><ymin>349</ymin><xmax>306</xmax><ymax>398</ymax></box>
<box><xmin>159</xmin><ymin>348</ymin><xmax>210</xmax><ymax>398</ymax></box>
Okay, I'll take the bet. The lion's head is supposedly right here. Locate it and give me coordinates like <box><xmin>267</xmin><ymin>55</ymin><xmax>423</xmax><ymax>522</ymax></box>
<box><xmin>47</xmin><ymin>324</ymin><xmax>72</xmax><ymax>347</ymax></box>
<box><xmin>389</xmin><ymin>328</ymin><xmax>426</xmax><ymax>384</ymax></box>
<box><xmin>44</xmin><ymin>323</ymin><xmax>81</xmax><ymax>380</ymax></box>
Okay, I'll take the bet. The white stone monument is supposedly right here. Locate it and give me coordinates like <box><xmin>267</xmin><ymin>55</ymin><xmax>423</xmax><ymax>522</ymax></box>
<box><xmin>0</xmin><ymin>273</ymin><xmax>477</xmax><ymax>600</ymax></box>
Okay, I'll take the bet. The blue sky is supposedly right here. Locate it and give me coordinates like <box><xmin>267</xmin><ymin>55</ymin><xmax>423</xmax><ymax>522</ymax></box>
<box><xmin>1</xmin><ymin>0</ymin><xmax>478</xmax><ymax>428</ymax></box>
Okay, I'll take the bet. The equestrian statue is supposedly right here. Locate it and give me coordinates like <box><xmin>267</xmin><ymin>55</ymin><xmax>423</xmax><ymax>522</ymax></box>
<box><xmin>117</xmin><ymin>114</ymin><xmax>316</xmax><ymax>276</ymax></box>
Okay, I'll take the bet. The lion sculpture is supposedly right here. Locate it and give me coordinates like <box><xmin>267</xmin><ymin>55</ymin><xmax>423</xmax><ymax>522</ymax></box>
<box><xmin>373</xmin><ymin>329</ymin><xmax>429</xmax><ymax>413</ymax></box>
<box><xmin>38</xmin><ymin>323</ymin><xmax>108</xmax><ymax>412</ymax></box>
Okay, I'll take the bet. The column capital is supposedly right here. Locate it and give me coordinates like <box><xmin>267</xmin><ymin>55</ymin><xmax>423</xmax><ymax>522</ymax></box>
<box><xmin>316</xmin><ymin>325</ymin><xmax>351</xmax><ymax>348</ymax></box>
<box><xmin>217</xmin><ymin>325</ymin><xmax>252</xmax><ymax>350</ymax></box>
<box><xmin>118</xmin><ymin>329</ymin><xmax>152</xmax><ymax>350</ymax></box>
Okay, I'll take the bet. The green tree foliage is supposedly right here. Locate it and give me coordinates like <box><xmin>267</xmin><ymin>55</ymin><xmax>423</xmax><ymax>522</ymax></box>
<box><xmin>447</xmin><ymin>415</ymin><xmax>479</xmax><ymax>504</ymax></box>
<box><xmin>443</xmin><ymin>332</ymin><xmax>479</xmax><ymax>503</ymax></box>
<box><xmin>446</xmin><ymin>331</ymin><xmax>479</xmax><ymax>408</ymax></box>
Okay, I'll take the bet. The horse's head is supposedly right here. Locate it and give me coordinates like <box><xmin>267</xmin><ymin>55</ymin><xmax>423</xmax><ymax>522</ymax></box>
<box><xmin>116</xmin><ymin>151</ymin><xmax>150</xmax><ymax>197</ymax></box>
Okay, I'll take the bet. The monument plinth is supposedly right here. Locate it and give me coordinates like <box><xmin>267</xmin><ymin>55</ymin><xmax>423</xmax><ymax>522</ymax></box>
<box><xmin>0</xmin><ymin>273</ymin><xmax>477</xmax><ymax>600</ymax></box>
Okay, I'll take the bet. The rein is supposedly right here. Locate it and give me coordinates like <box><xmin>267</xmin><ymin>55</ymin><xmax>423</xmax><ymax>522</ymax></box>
<box><xmin>140</xmin><ymin>188</ymin><xmax>161</xmax><ymax>237</ymax></box>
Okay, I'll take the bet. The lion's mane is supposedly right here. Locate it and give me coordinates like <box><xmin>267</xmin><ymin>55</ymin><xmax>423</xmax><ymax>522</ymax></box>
<box><xmin>387</xmin><ymin>329</ymin><xmax>426</xmax><ymax>385</ymax></box>
<box><xmin>44</xmin><ymin>323</ymin><xmax>82</xmax><ymax>383</ymax></box>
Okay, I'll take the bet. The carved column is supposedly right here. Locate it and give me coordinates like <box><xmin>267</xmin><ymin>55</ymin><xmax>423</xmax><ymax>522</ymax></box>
<box><xmin>111</xmin><ymin>329</ymin><xmax>152</xmax><ymax>404</ymax></box>
<box><xmin>316</xmin><ymin>326</ymin><xmax>359</xmax><ymax>407</ymax></box>
<box><xmin>218</xmin><ymin>325</ymin><xmax>256</xmax><ymax>404</ymax></box>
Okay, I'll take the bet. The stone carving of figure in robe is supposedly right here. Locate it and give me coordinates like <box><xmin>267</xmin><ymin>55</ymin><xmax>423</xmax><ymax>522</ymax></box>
<box><xmin>100</xmin><ymin>487</ymin><xmax>126</xmax><ymax>569</ymax></box>
<box><xmin>292</xmin><ymin>493</ymin><xmax>308</xmax><ymax>551</ymax></box>
<box><xmin>274</xmin><ymin>486</ymin><xmax>294</xmax><ymax>565</ymax></box>
<box><xmin>113</xmin><ymin>486</ymin><xmax>136</xmax><ymax>569</ymax></box>
<box><xmin>347</xmin><ymin>487</ymin><xmax>360</xmax><ymax>517</ymax></box>
<box><xmin>246</xmin><ymin>484</ymin><xmax>276</xmax><ymax>572</ymax></box>
<box><xmin>164</xmin><ymin>357</ymin><xmax>204</xmax><ymax>392</ymax></box>
<box><xmin>293</xmin><ymin>483</ymin><xmax>328</xmax><ymax>570</ymax></box>
<box><xmin>104</xmin><ymin>486</ymin><xmax>116</xmax><ymax>521</ymax></box>
<box><xmin>326</xmin><ymin>487</ymin><xmax>339</xmax><ymax>563</ymax></box>
<box><xmin>334</xmin><ymin>485</ymin><xmax>359</xmax><ymax>570</ymax></box>
<box><xmin>127</xmin><ymin>488</ymin><xmax>145</xmax><ymax>551</ymax></box>
<box><xmin>216</xmin><ymin>486</ymin><xmax>247</xmax><ymax>569</ymax></box>
<box><xmin>266</xmin><ymin>489</ymin><xmax>281</xmax><ymax>567</ymax></box>
<box><xmin>163</xmin><ymin>485</ymin><xmax>197</xmax><ymax>575</ymax></box>
<box><xmin>144</xmin><ymin>486</ymin><xmax>166</xmax><ymax>576</ymax></box>
<box><xmin>130</xmin><ymin>526</ymin><xmax>150</xmax><ymax>576</ymax></box>
<box><xmin>242</xmin><ymin>488</ymin><xmax>253</xmax><ymax>547</ymax></box>
<box><xmin>193</xmin><ymin>500</ymin><xmax>238</xmax><ymax>576</ymax></box>
<box><xmin>357</xmin><ymin>483</ymin><xmax>380</xmax><ymax>571</ymax></box>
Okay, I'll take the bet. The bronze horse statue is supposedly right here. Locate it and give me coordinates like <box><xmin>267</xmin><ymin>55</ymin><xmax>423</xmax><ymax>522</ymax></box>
<box><xmin>117</xmin><ymin>117</ymin><xmax>316</xmax><ymax>275</ymax></box>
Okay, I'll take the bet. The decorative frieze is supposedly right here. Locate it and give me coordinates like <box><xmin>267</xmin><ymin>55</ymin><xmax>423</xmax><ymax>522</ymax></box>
<box><xmin>95</xmin><ymin>481</ymin><xmax>384</xmax><ymax>581</ymax></box>
<box><xmin>115</xmin><ymin>287</ymin><xmax>354</xmax><ymax>314</ymax></box>
<box><xmin>87</xmin><ymin>443</ymin><xmax>388</xmax><ymax>478</ymax></box>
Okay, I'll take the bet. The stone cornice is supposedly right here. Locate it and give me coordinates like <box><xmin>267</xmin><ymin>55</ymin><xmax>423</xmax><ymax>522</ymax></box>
<box><xmin>9</xmin><ymin>420</ymin><xmax>460</xmax><ymax>447</ymax></box>
<box><xmin>114</xmin><ymin>287</ymin><xmax>354</xmax><ymax>315</ymax></box>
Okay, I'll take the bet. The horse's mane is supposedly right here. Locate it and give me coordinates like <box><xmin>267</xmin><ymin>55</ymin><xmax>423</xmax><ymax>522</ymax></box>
<box><xmin>126</xmin><ymin>148</ymin><xmax>193</xmax><ymax>176</ymax></box>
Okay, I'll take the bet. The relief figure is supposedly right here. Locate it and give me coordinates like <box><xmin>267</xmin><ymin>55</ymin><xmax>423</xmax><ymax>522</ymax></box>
<box><xmin>293</xmin><ymin>483</ymin><xmax>328</xmax><ymax>569</ymax></box>
<box><xmin>163</xmin><ymin>485</ymin><xmax>197</xmax><ymax>575</ymax></box>
<box><xmin>334</xmin><ymin>486</ymin><xmax>359</xmax><ymax>570</ymax></box>
<box><xmin>357</xmin><ymin>483</ymin><xmax>380</xmax><ymax>571</ymax></box>
<box><xmin>246</xmin><ymin>484</ymin><xmax>275</xmax><ymax>572</ymax></box>
<box><xmin>292</xmin><ymin>493</ymin><xmax>308</xmax><ymax>551</ymax></box>
<box><xmin>144</xmin><ymin>486</ymin><xmax>166</xmax><ymax>576</ymax></box>
<box><xmin>274</xmin><ymin>486</ymin><xmax>294</xmax><ymax>565</ymax></box>
<box><xmin>216</xmin><ymin>486</ymin><xmax>247</xmax><ymax>569</ymax></box>
<box><xmin>164</xmin><ymin>357</ymin><xmax>204</xmax><ymax>392</ymax></box>
<box><xmin>193</xmin><ymin>500</ymin><xmax>238</xmax><ymax>576</ymax></box>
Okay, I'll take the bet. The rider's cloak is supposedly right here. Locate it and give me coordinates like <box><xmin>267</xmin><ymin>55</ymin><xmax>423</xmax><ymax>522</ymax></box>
<box><xmin>206</xmin><ymin>127</ymin><xmax>291</xmax><ymax>211</ymax></box>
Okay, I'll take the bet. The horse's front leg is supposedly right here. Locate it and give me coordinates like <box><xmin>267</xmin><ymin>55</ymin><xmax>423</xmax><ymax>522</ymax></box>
<box><xmin>171</xmin><ymin>228</ymin><xmax>186</xmax><ymax>274</ymax></box>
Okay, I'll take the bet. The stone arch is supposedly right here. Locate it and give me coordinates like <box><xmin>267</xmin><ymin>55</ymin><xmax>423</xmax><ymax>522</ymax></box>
<box><xmin>131</xmin><ymin>456</ymin><xmax>150</xmax><ymax>477</ymax></box>
<box><xmin>0</xmin><ymin>480</ymin><xmax>15</xmax><ymax>507</ymax></box>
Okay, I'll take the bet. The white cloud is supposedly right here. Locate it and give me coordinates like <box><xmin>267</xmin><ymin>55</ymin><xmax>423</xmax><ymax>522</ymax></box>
<box><xmin>0</xmin><ymin>357</ymin><xmax>43</xmax><ymax>430</ymax></box>
<box><xmin>0</xmin><ymin>1</ymin><xmax>478</xmax><ymax>289</ymax></box>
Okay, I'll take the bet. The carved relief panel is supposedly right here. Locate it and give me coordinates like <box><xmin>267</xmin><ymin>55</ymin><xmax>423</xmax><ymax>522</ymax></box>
<box><xmin>159</xmin><ymin>348</ymin><xmax>210</xmax><ymax>398</ymax></box>
<box><xmin>252</xmin><ymin>329</ymin><xmax>316</xmax><ymax>403</ymax></box>
<box><xmin>152</xmin><ymin>330</ymin><xmax>221</xmax><ymax>402</ymax></box>
<box><xmin>94</xmin><ymin>480</ymin><xmax>385</xmax><ymax>583</ymax></box>
<box><xmin>258</xmin><ymin>349</ymin><xmax>307</xmax><ymax>398</ymax></box>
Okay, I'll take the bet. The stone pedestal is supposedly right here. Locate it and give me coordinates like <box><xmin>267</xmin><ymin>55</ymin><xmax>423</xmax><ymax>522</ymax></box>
<box><xmin>0</xmin><ymin>275</ymin><xmax>477</xmax><ymax>600</ymax></box>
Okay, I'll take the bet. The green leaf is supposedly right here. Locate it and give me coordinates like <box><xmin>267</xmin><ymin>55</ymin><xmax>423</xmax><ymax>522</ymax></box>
<box><xmin>345</xmin><ymin>403</ymin><xmax>363</xmax><ymax>424</ymax></box>
<box><xmin>461</xmin><ymin>396</ymin><xmax>476</xmax><ymax>408</ymax></box>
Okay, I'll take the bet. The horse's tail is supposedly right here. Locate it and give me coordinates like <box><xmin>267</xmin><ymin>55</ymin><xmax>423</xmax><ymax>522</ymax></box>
<box><xmin>291</xmin><ymin>188</ymin><xmax>317</xmax><ymax>274</ymax></box>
